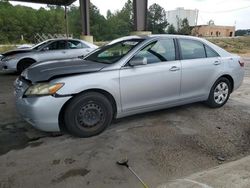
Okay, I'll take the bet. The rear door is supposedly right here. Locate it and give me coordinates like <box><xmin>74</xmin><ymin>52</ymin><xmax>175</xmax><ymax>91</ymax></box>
<box><xmin>120</xmin><ymin>38</ymin><xmax>181</xmax><ymax>112</ymax></box>
<box><xmin>178</xmin><ymin>38</ymin><xmax>221</xmax><ymax>100</ymax></box>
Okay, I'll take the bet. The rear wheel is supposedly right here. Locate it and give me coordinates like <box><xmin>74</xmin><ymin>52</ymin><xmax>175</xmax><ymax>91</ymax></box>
<box><xmin>17</xmin><ymin>59</ymin><xmax>36</xmax><ymax>74</ymax></box>
<box><xmin>64</xmin><ymin>92</ymin><xmax>113</xmax><ymax>137</ymax></box>
<box><xmin>206</xmin><ymin>77</ymin><xmax>231</xmax><ymax>108</ymax></box>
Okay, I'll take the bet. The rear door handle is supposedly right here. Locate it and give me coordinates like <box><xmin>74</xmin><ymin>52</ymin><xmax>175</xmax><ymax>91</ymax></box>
<box><xmin>169</xmin><ymin>66</ymin><xmax>180</xmax><ymax>71</ymax></box>
<box><xmin>213</xmin><ymin>61</ymin><xmax>221</xmax><ymax>65</ymax></box>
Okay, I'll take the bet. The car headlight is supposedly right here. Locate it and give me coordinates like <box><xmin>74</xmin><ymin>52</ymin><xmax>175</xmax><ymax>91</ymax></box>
<box><xmin>25</xmin><ymin>83</ymin><xmax>64</xmax><ymax>97</ymax></box>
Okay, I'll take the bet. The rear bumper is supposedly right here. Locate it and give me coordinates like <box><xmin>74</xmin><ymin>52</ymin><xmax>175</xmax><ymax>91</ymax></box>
<box><xmin>16</xmin><ymin>95</ymin><xmax>71</xmax><ymax>132</ymax></box>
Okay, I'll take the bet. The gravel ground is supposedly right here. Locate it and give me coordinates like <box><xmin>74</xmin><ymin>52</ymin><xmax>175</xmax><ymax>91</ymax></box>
<box><xmin>0</xmin><ymin>59</ymin><xmax>249</xmax><ymax>188</ymax></box>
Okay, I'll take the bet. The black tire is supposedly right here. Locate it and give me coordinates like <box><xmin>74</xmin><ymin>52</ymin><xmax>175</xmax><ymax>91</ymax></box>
<box><xmin>64</xmin><ymin>92</ymin><xmax>113</xmax><ymax>137</ymax></box>
<box><xmin>206</xmin><ymin>77</ymin><xmax>232</xmax><ymax>108</ymax></box>
<box><xmin>17</xmin><ymin>59</ymin><xmax>36</xmax><ymax>74</ymax></box>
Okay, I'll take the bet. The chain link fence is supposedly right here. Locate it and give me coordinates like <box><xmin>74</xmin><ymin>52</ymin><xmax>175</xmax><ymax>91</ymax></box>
<box><xmin>34</xmin><ymin>33</ymin><xmax>73</xmax><ymax>43</ymax></box>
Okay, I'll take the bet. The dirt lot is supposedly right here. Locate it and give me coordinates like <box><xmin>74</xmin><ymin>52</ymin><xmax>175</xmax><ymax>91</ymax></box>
<box><xmin>0</xmin><ymin>59</ymin><xmax>250</xmax><ymax>188</ymax></box>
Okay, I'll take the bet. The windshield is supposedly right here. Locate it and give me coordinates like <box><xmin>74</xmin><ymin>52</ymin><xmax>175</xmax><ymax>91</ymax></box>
<box><xmin>32</xmin><ymin>40</ymin><xmax>51</xmax><ymax>50</ymax></box>
<box><xmin>84</xmin><ymin>39</ymin><xmax>144</xmax><ymax>64</ymax></box>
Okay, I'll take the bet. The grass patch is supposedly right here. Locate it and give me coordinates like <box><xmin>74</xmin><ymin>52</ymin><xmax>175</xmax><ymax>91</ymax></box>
<box><xmin>208</xmin><ymin>36</ymin><xmax>250</xmax><ymax>54</ymax></box>
<box><xmin>0</xmin><ymin>45</ymin><xmax>16</xmax><ymax>53</ymax></box>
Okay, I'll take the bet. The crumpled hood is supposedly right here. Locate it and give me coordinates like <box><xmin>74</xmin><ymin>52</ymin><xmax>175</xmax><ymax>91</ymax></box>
<box><xmin>2</xmin><ymin>48</ymin><xmax>33</xmax><ymax>57</ymax></box>
<box><xmin>22</xmin><ymin>58</ymin><xmax>108</xmax><ymax>83</ymax></box>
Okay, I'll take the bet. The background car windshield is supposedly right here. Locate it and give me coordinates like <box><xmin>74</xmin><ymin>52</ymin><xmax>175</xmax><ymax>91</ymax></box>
<box><xmin>85</xmin><ymin>39</ymin><xmax>144</xmax><ymax>64</ymax></box>
<box><xmin>32</xmin><ymin>40</ymin><xmax>51</xmax><ymax>50</ymax></box>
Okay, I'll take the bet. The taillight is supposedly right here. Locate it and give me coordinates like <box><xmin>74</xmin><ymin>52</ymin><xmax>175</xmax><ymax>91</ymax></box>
<box><xmin>238</xmin><ymin>60</ymin><xmax>244</xmax><ymax>67</ymax></box>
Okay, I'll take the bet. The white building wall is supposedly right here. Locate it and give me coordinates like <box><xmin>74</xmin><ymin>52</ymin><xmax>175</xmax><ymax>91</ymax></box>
<box><xmin>166</xmin><ymin>7</ymin><xmax>199</xmax><ymax>29</ymax></box>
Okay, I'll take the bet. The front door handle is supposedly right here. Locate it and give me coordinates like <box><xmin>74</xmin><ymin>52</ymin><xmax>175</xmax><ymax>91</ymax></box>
<box><xmin>213</xmin><ymin>61</ymin><xmax>221</xmax><ymax>65</ymax></box>
<box><xmin>169</xmin><ymin>66</ymin><xmax>180</xmax><ymax>71</ymax></box>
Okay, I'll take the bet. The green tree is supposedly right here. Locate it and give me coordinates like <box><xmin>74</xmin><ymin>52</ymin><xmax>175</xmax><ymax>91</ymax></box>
<box><xmin>105</xmin><ymin>0</ymin><xmax>133</xmax><ymax>40</ymax></box>
<box><xmin>106</xmin><ymin>10</ymin><xmax>112</xmax><ymax>19</ymax></box>
<box><xmin>235</xmin><ymin>29</ymin><xmax>249</xmax><ymax>36</ymax></box>
<box><xmin>89</xmin><ymin>3</ymin><xmax>108</xmax><ymax>41</ymax></box>
<box><xmin>147</xmin><ymin>3</ymin><xmax>168</xmax><ymax>34</ymax></box>
<box><xmin>68</xmin><ymin>5</ymin><xmax>81</xmax><ymax>38</ymax></box>
<box><xmin>167</xmin><ymin>24</ymin><xmax>176</xmax><ymax>34</ymax></box>
<box><xmin>178</xmin><ymin>18</ymin><xmax>192</xmax><ymax>35</ymax></box>
<box><xmin>0</xmin><ymin>1</ymin><xmax>133</xmax><ymax>43</ymax></box>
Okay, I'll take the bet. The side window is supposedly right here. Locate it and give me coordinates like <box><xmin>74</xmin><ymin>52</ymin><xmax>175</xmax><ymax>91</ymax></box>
<box><xmin>46</xmin><ymin>41</ymin><xmax>67</xmax><ymax>50</ymax></box>
<box><xmin>205</xmin><ymin>45</ymin><xmax>219</xmax><ymax>58</ymax></box>
<box><xmin>131</xmin><ymin>39</ymin><xmax>176</xmax><ymax>64</ymax></box>
<box><xmin>179</xmin><ymin>39</ymin><xmax>206</xmax><ymax>60</ymax></box>
<box><xmin>68</xmin><ymin>40</ymin><xmax>88</xmax><ymax>49</ymax></box>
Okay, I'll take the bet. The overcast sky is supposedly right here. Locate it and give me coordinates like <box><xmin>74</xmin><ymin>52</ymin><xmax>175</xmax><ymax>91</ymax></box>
<box><xmin>10</xmin><ymin>0</ymin><xmax>250</xmax><ymax>29</ymax></box>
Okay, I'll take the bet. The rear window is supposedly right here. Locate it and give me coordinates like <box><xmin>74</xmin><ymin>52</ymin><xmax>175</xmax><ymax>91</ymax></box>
<box><xmin>179</xmin><ymin>39</ymin><xmax>206</xmax><ymax>60</ymax></box>
<box><xmin>205</xmin><ymin>45</ymin><xmax>220</xmax><ymax>58</ymax></box>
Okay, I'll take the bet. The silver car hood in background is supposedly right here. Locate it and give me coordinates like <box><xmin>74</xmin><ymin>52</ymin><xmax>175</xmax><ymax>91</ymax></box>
<box><xmin>2</xmin><ymin>48</ymin><xmax>33</xmax><ymax>57</ymax></box>
<box><xmin>22</xmin><ymin>58</ymin><xmax>108</xmax><ymax>83</ymax></box>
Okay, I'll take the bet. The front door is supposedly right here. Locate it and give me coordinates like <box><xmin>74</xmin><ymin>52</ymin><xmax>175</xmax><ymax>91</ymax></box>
<box><xmin>120</xmin><ymin>38</ymin><xmax>181</xmax><ymax>112</ymax></box>
<box><xmin>38</xmin><ymin>40</ymin><xmax>69</xmax><ymax>61</ymax></box>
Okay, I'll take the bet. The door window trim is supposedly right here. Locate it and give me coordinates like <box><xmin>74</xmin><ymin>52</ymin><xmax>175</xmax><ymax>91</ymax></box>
<box><xmin>42</xmin><ymin>40</ymin><xmax>68</xmax><ymax>51</ymax></box>
<box><xmin>123</xmin><ymin>38</ymin><xmax>179</xmax><ymax>67</ymax></box>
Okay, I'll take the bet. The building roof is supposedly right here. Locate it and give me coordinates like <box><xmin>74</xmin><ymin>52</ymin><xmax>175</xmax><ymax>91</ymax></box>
<box><xmin>11</xmin><ymin>0</ymin><xmax>76</xmax><ymax>6</ymax></box>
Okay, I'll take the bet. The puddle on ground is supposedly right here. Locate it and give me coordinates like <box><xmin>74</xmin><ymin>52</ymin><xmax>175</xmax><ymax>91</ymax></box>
<box><xmin>0</xmin><ymin>122</ymin><xmax>57</xmax><ymax>155</ymax></box>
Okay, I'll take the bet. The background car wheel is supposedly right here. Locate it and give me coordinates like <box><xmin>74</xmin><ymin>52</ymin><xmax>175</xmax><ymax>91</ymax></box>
<box><xmin>206</xmin><ymin>77</ymin><xmax>232</xmax><ymax>108</ymax></box>
<box><xmin>64</xmin><ymin>92</ymin><xmax>113</xmax><ymax>137</ymax></box>
<box><xmin>17</xmin><ymin>59</ymin><xmax>36</xmax><ymax>74</ymax></box>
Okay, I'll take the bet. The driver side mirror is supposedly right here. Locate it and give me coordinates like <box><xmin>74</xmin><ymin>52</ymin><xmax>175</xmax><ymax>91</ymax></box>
<box><xmin>129</xmin><ymin>57</ymin><xmax>147</xmax><ymax>67</ymax></box>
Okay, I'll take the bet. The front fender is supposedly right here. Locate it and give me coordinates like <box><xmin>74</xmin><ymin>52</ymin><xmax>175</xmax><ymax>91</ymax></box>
<box><xmin>51</xmin><ymin>70</ymin><xmax>122</xmax><ymax>113</ymax></box>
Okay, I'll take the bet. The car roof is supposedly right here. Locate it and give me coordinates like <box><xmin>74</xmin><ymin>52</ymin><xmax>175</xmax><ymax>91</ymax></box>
<box><xmin>45</xmin><ymin>38</ymin><xmax>81</xmax><ymax>41</ymax></box>
<box><xmin>40</xmin><ymin>38</ymin><xmax>98</xmax><ymax>48</ymax></box>
<box><xmin>108</xmin><ymin>34</ymin><xmax>209</xmax><ymax>46</ymax></box>
<box><xmin>127</xmin><ymin>34</ymin><xmax>206</xmax><ymax>41</ymax></box>
<box><xmin>112</xmin><ymin>34</ymin><xmax>231</xmax><ymax>57</ymax></box>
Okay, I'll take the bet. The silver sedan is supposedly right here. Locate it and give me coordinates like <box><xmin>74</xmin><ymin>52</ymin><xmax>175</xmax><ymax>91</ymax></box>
<box><xmin>0</xmin><ymin>38</ymin><xmax>98</xmax><ymax>73</ymax></box>
<box><xmin>14</xmin><ymin>35</ymin><xmax>244</xmax><ymax>137</ymax></box>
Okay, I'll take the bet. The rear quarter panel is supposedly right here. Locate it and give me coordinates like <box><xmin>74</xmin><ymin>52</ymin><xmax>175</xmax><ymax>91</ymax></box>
<box><xmin>222</xmin><ymin>55</ymin><xmax>244</xmax><ymax>91</ymax></box>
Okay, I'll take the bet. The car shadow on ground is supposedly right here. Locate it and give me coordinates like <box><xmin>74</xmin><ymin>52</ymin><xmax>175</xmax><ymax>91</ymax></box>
<box><xmin>0</xmin><ymin>102</ymin><xmax>202</xmax><ymax>156</ymax></box>
<box><xmin>113</xmin><ymin>103</ymin><xmax>201</xmax><ymax>124</ymax></box>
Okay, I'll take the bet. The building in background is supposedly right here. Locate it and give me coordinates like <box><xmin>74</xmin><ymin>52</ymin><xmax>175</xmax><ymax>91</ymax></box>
<box><xmin>192</xmin><ymin>25</ymin><xmax>235</xmax><ymax>37</ymax></box>
<box><xmin>166</xmin><ymin>7</ymin><xmax>199</xmax><ymax>30</ymax></box>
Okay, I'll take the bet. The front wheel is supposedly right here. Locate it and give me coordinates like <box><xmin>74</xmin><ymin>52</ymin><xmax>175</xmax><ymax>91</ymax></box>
<box><xmin>64</xmin><ymin>92</ymin><xmax>113</xmax><ymax>137</ymax></box>
<box><xmin>206</xmin><ymin>77</ymin><xmax>231</xmax><ymax>108</ymax></box>
<box><xmin>17</xmin><ymin>59</ymin><xmax>36</xmax><ymax>74</ymax></box>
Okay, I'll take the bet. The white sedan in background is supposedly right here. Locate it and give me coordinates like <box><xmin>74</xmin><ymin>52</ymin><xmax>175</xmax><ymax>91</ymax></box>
<box><xmin>0</xmin><ymin>38</ymin><xmax>98</xmax><ymax>73</ymax></box>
